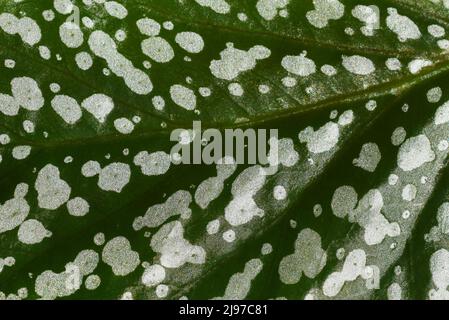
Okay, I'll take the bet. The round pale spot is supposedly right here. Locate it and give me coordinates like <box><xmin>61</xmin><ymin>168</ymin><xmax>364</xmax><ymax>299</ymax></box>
<box><xmin>386</xmin><ymin>58</ymin><xmax>402</xmax><ymax>71</ymax></box>
<box><xmin>114</xmin><ymin>118</ymin><xmax>134</xmax><ymax>134</ymax></box>
<box><xmin>0</xmin><ymin>94</ymin><xmax>19</xmax><ymax>116</ymax></box>
<box><xmin>342</xmin><ymin>55</ymin><xmax>375</xmax><ymax>75</ymax></box>
<box><xmin>75</xmin><ymin>52</ymin><xmax>93</xmax><ymax>70</ymax></box>
<box><xmin>136</xmin><ymin>18</ymin><xmax>160</xmax><ymax>36</ymax></box>
<box><xmin>228</xmin><ymin>83</ymin><xmax>244</xmax><ymax>96</ymax></box>
<box><xmin>17</xmin><ymin>219</ymin><xmax>51</xmax><ymax>244</ymax></box>
<box><xmin>206</xmin><ymin>219</ymin><xmax>220</xmax><ymax>235</ymax></box>
<box><xmin>142</xmin><ymin>264</ymin><xmax>166</xmax><ymax>287</ymax></box>
<box><xmin>51</xmin><ymin>95</ymin><xmax>82</xmax><ymax>125</ymax></box>
<box><xmin>141</xmin><ymin>37</ymin><xmax>174</xmax><ymax>63</ymax></box>
<box><xmin>85</xmin><ymin>274</ymin><xmax>101</xmax><ymax>290</ymax></box>
<box><xmin>12</xmin><ymin>145</ymin><xmax>31</xmax><ymax>160</ymax></box>
<box><xmin>98</xmin><ymin>162</ymin><xmax>131</xmax><ymax>193</ymax></box>
<box><xmin>11</xmin><ymin>77</ymin><xmax>44</xmax><ymax>111</ymax></box>
<box><xmin>273</xmin><ymin>185</ymin><xmax>287</xmax><ymax>200</ymax></box>
<box><xmin>59</xmin><ymin>22</ymin><xmax>84</xmax><ymax>48</ymax></box>
<box><xmin>54</xmin><ymin>0</ymin><xmax>74</xmax><ymax>14</ymax></box>
<box><xmin>104</xmin><ymin>1</ymin><xmax>128</xmax><ymax>19</ymax></box>
<box><xmin>155</xmin><ymin>284</ymin><xmax>169</xmax><ymax>298</ymax></box>
<box><xmin>427</xmin><ymin>87</ymin><xmax>443</xmax><ymax>103</ymax></box>
<box><xmin>223</xmin><ymin>229</ymin><xmax>236</xmax><ymax>243</ymax></box>
<box><xmin>391</xmin><ymin>127</ymin><xmax>407</xmax><ymax>146</ymax></box>
<box><xmin>102</xmin><ymin>236</ymin><xmax>140</xmax><ymax>276</ymax></box>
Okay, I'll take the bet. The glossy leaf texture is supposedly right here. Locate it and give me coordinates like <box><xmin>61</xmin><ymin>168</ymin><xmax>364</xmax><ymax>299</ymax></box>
<box><xmin>0</xmin><ymin>0</ymin><xmax>449</xmax><ymax>300</ymax></box>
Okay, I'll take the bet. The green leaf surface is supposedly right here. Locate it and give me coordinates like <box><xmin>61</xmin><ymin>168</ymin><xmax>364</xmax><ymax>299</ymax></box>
<box><xmin>0</xmin><ymin>0</ymin><xmax>449</xmax><ymax>300</ymax></box>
